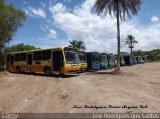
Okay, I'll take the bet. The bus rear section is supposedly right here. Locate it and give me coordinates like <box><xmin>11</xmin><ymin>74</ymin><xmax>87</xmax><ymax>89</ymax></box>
<box><xmin>86</xmin><ymin>52</ymin><xmax>100</xmax><ymax>70</ymax></box>
<box><xmin>6</xmin><ymin>53</ymin><xmax>27</xmax><ymax>73</ymax></box>
<box><xmin>78</xmin><ymin>51</ymin><xmax>87</xmax><ymax>71</ymax></box>
<box><xmin>100</xmin><ymin>53</ymin><xmax>109</xmax><ymax>69</ymax></box>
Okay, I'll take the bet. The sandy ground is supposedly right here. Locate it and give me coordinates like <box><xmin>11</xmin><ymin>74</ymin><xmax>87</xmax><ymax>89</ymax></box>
<box><xmin>0</xmin><ymin>62</ymin><xmax>160</xmax><ymax>113</ymax></box>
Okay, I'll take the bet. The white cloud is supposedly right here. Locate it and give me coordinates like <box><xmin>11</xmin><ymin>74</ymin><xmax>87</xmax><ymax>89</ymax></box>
<box><xmin>49</xmin><ymin>3</ymin><xmax>67</xmax><ymax>14</ymax></box>
<box><xmin>48</xmin><ymin>29</ymin><xmax>57</xmax><ymax>39</ymax></box>
<box><xmin>27</xmin><ymin>7</ymin><xmax>46</xmax><ymax>18</ymax></box>
<box><xmin>49</xmin><ymin>0</ymin><xmax>160</xmax><ymax>53</ymax></box>
<box><xmin>151</xmin><ymin>16</ymin><xmax>159</xmax><ymax>23</ymax></box>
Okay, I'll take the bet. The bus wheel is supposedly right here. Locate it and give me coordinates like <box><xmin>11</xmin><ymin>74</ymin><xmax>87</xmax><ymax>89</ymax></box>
<box><xmin>77</xmin><ymin>72</ymin><xmax>79</xmax><ymax>76</ymax></box>
<box><xmin>44</xmin><ymin>68</ymin><xmax>51</xmax><ymax>76</ymax></box>
<box><xmin>59</xmin><ymin>73</ymin><xmax>64</xmax><ymax>77</ymax></box>
<box><xmin>16</xmin><ymin>66</ymin><xmax>21</xmax><ymax>73</ymax></box>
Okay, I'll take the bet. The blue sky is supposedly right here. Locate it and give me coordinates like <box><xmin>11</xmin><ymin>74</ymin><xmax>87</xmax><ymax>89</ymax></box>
<box><xmin>5</xmin><ymin>0</ymin><xmax>160</xmax><ymax>52</ymax></box>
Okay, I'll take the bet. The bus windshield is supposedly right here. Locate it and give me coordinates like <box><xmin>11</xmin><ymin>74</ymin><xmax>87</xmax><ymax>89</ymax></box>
<box><xmin>101</xmin><ymin>55</ymin><xmax>108</xmax><ymax>63</ymax></box>
<box><xmin>108</xmin><ymin>54</ymin><xmax>114</xmax><ymax>62</ymax></box>
<box><xmin>65</xmin><ymin>52</ymin><xmax>79</xmax><ymax>64</ymax></box>
<box><xmin>92</xmin><ymin>54</ymin><xmax>100</xmax><ymax>62</ymax></box>
<box><xmin>79</xmin><ymin>54</ymin><xmax>87</xmax><ymax>63</ymax></box>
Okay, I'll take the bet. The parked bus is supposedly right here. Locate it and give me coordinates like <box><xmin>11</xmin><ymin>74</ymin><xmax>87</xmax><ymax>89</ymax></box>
<box><xmin>120</xmin><ymin>55</ymin><xmax>125</xmax><ymax>66</ymax></box>
<box><xmin>142</xmin><ymin>56</ymin><xmax>148</xmax><ymax>63</ymax></box>
<box><xmin>107</xmin><ymin>54</ymin><xmax>115</xmax><ymax>68</ymax></box>
<box><xmin>136</xmin><ymin>56</ymin><xmax>140</xmax><ymax>64</ymax></box>
<box><xmin>86</xmin><ymin>52</ymin><xmax>100</xmax><ymax>70</ymax></box>
<box><xmin>114</xmin><ymin>54</ymin><xmax>125</xmax><ymax>66</ymax></box>
<box><xmin>100</xmin><ymin>53</ymin><xmax>109</xmax><ymax>69</ymax></box>
<box><xmin>136</xmin><ymin>56</ymin><xmax>144</xmax><ymax>64</ymax></box>
<box><xmin>6</xmin><ymin>47</ymin><xmax>80</xmax><ymax>75</ymax></box>
<box><xmin>132</xmin><ymin>55</ymin><xmax>137</xmax><ymax>64</ymax></box>
<box><xmin>78</xmin><ymin>51</ymin><xmax>87</xmax><ymax>71</ymax></box>
<box><xmin>124</xmin><ymin>55</ymin><xmax>134</xmax><ymax>66</ymax></box>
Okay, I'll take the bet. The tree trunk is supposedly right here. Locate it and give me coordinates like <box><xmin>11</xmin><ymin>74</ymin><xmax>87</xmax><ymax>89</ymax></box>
<box><xmin>131</xmin><ymin>48</ymin><xmax>133</xmax><ymax>55</ymax></box>
<box><xmin>116</xmin><ymin>2</ymin><xmax>121</xmax><ymax>71</ymax></box>
<box><xmin>131</xmin><ymin>38</ymin><xmax>133</xmax><ymax>55</ymax></box>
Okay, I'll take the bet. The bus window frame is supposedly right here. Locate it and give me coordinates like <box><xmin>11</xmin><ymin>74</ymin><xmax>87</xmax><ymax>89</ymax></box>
<box><xmin>33</xmin><ymin>51</ymin><xmax>42</xmax><ymax>61</ymax></box>
<box><xmin>42</xmin><ymin>50</ymin><xmax>51</xmax><ymax>61</ymax></box>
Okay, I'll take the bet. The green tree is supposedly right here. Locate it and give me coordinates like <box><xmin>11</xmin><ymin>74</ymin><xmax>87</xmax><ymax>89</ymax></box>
<box><xmin>133</xmin><ymin>50</ymin><xmax>146</xmax><ymax>56</ymax></box>
<box><xmin>133</xmin><ymin>49</ymin><xmax>160</xmax><ymax>61</ymax></box>
<box><xmin>125</xmin><ymin>35</ymin><xmax>138</xmax><ymax>55</ymax></box>
<box><xmin>69</xmin><ymin>40</ymin><xmax>86</xmax><ymax>51</ymax></box>
<box><xmin>3</xmin><ymin>43</ymin><xmax>38</xmax><ymax>64</ymax></box>
<box><xmin>4</xmin><ymin>43</ymin><xmax>38</xmax><ymax>54</ymax></box>
<box><xmin>0</xmin><ymin>0</ymin><xmax>26</xmax><ymax>64</ymax></box>
<box><xmin>95</xmin><ymin>0</ymin><xmax>141</xmax><ymax>71</ymax></box>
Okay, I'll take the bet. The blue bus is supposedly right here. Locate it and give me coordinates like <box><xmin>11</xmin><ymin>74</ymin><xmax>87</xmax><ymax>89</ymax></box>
<box><xmin>142</xmin><ymin>56</ymin><xmax>148</xmax><ymax>63</ymax></box>
<box><xmin>136</xmin><ymin>56</ymin><xmax>142</xmax><ymax>64</ymax></box>
<box><xmin>114</xmin><ymin>55</ymin><xmax>125</xmax><ymax>66</ymax></box>
<box><xmin>124</xmin><ymin>55</ymin><xmax>134</xmax><ymax>66</ymax></box>
<box><xmin>136</xmin><ymin>56</ymin><xmax>145</xmax><ymax>64</ymax></box>
<box><xmin>100</xmin><ymin>53</ymin><xmax>109</xmax><ymax>69</ymax></box>
<box><xmin>107</xmin><ymin>54</ymin><xmax>115</xmax><ymax>68</ymax></box>
<box><xmin>132</xmin><ymin>55</ymin><xmax>137</xmax><ymax>64</ymax></box>
<box><xmin>86</xmin><ymin>52</ymin><xmax>100</xmax><ymax>70</ymax></box>
<box><xmin>120</xmin><ymin>55</ymin><xmax>125</xmax><ymax>66</ymax></box>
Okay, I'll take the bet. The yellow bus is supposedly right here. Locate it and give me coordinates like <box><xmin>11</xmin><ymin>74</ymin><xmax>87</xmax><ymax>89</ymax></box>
<box><xmin>78</xmin><ymin>51</ymin><xmax>87</xmax><ymax>71</ymax></box>
<box><xmin>6</xmin><ymin>47</ymin><xmax>80</xmax><ymax>75</ymax></box>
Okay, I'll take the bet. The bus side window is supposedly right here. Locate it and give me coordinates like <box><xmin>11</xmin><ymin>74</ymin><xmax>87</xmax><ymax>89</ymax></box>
<box><xmin>21</xmin><ymin>53</ymin><xmax>26</xmax><ymax>61</ymax></box>
<box><xmin>11</xmin><ymin>56</ymin><xmax>14</xmax><ymax>65</ymax></box>
<box><xmin>15</xmin><ymin>54</ymin><xmax>20</xmax><ymax>61</ymax></box>
<box><xmin>42</xmin><ymin>50</ymin><xmax>51</xmax><ymax>60</ymax></box>
<box><xmin>33</xmin><ymin>51</ymin><xmax>42</xmax><ymax>60</ymax></box>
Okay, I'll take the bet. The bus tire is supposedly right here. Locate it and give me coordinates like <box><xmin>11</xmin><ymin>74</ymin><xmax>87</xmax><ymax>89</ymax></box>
<box><xmin>77</xmin><ymin>72</ymin><xmax>79</xmax><ymax>76</ymax></box>
<box><xmin>16</xmin><ymin>66</ymin><xmax>21</xmax><ymax>73</ymax></box>
<box><xmin>44</xmin><ymin>67</ymin><xmax>51</xmax><ymax>76</ymax></box>
<box><xmin>59</xmin><ymin>73</ymin><xmax>64</xmax><ymax>77</ymax></box>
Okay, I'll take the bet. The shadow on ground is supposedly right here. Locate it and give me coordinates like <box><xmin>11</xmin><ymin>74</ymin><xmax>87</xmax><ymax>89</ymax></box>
<box><xmin>85</xmin><ymin>70</ymin><xmax>126</xmax><ymax>76</ymax></box>
<box><xmin>11</xmin><ymin>72</ymin><xmax>79</xmax><ymax>78</ymax></box>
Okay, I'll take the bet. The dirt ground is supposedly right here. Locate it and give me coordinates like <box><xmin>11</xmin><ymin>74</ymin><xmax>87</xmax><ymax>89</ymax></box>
<box><xmin>0</xmin><ymin>62</ymin><xmax>160</xmax><ymax>113</ymax></box>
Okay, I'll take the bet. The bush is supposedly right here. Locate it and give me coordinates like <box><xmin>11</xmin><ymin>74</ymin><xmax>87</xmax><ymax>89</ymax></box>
<box><xmin>0</xmin><ymin>65</ymin><xmax>5</xmax><ymax>71</ymax></box>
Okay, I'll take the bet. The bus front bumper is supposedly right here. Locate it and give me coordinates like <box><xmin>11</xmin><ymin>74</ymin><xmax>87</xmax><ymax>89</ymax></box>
<box><xmin>63</xmin><ymin>65</ymin><xmax>80</xmax><ymax>74</ymax></box>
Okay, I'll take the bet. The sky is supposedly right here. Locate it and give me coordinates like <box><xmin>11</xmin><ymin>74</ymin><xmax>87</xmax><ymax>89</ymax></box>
<box><xmin>5</xmin><ymin>0</ymin><xmax>160</xmax><ymax>53</ymax></box>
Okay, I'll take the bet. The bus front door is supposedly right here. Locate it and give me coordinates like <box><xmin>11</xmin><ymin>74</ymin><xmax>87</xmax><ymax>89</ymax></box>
<box><xmin>52</xmin><ymin>51</ymin><xmax>63</xmax><ymax>72</ymax></box>
<box><xmin>27</xmin><ymin>54</ymin><xmax>32</xmax><ymax>72</ymax></box>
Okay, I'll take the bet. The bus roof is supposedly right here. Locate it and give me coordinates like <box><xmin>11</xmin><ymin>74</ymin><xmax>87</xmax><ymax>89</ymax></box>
<box><xmin>8</xmin><ymin>46</ymin><xmax>66</xmax><ymax>55</ymax></box>
<box><xmin>101</xmin><ymin>53</ymin><xmax>107</xmax><ymax>55</ymax></box>
<box><xmin>86</xmin><ymin>52</ymin><xmax>100</xmax><ymax>54</ymax></box>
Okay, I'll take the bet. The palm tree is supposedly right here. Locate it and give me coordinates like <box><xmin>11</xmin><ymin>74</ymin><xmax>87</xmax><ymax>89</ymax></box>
<box><xmin>69</xmin><ymin>40</ymin><xmax>77</xmax><ymax>49</ymax></box>
<box><xmin>76</xmin><ymin>40</ymin><xmax>86</xmax><ymax>51</ymax></box>
<box><xmin>125</xmin><ymin>35</ymin><xmax>138</xmax><ymax>55</ymax></box>
<box><xmin>95</xmin><ymin>0</ymin><xmax>141</xmax><ymax>71</ymax></box>
<box><xmin>69</xmin><ymin>40</ymin><xmax>86</xmax><ymax>51</ymax></box>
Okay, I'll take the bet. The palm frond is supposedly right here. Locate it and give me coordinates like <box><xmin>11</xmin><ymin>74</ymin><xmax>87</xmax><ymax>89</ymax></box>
<box><xmin>95</xmin><ymin>0</ymin><xmax>141</xmax><ymax>20</ymax></box>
